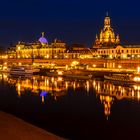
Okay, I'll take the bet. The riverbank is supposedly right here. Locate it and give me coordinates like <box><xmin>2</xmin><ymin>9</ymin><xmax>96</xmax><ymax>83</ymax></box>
<box><xmin>0</xmin><ymin>111</ymin><xmax>64</xmax><ymax>140</ymax></box>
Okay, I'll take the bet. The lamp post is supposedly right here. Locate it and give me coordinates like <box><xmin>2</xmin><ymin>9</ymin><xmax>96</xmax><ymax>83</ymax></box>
<box><xmin>31</xmin><ymin>45</ymin><xmax>34</xmax><ymax>64</ymax></box>
<box><xmin>118</xmin><ymin>65</ymin><xmax>121</xmax><ymax>72</ymax></box>
<box><xmin>93</xmin><ymin>64</ymin><xmax>96</xmax><ymax>71</ymax></box>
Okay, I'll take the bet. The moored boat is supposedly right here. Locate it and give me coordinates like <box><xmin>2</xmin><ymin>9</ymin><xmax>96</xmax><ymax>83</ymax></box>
<box><xmin>10</xmin><ymin>66</ymin><xmax>39</xmax><ymax>75</ymax></box>
<box><xmin>64</xmin><ymin>74</ymin><xmax>92</xmax><ymax>80</ymax></box>
<box><xmin>104</xmin><ymin>74</ymin><xmax>140</xmax><ymax>84</ymax></box>
<box><xmin>40</xmin><ymin>68</ymin><xmax>92</xmax><ymax>79</ymax></box>
<box><xmin>63</xmin><ymin>69</ymin><xmax>92</xmax><ymax>80</ymax></box>
<box><xmin>43</xmin><ymin>69</ymin><xmax>63</xmax><ymax>77</ymax></box>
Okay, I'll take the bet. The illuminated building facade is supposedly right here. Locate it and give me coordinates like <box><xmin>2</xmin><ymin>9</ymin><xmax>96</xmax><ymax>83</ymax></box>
<box><xmin>5</xmin><ymin>14</ymin><xmax>140</xmax><ymax>66</ymax></box>
<box><xmin>94</xmin><ymin>13</ymin><xmax>120</xmax><ymax>48</ymax></box>
<box><xmin>68</xmin><ymin>44</ymin><xmax>93</xmax><ymax>59</ymax></box>
<box><xmin>94</xmin><ymin>45</ymin><xmax>140</xmax><ymax>59</ymax></box>
<box><xmin>14</xmin><ymin>33</ymin><xmax>66</xmax><ymax>59</ymax></box>
<box><xmin>92</xmin><ymin>14</ymin><xmax>140</xmax><ymax>60</ymax></box>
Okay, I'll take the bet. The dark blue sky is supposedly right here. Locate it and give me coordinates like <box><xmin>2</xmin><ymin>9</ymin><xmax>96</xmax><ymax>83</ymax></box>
<box><xmin>0</xmin><ymin>0</ymin><xmax>140</xmax><ymax>48</ymax></box>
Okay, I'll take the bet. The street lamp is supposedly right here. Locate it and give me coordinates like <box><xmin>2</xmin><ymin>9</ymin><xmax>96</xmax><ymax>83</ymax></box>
<box><xmin>137</xmin><ymin>67</ymin><xmax>140</xmax><ymax>73</ymax></box>
<box><xmin>93</xmin><ymin>64</ymin><xmax>96</xmax><ymax>71</ymax></box>
<box><xmin>118</xmin><ymin>65</ymin><xmax>122</xmax><ymax>72</ymax></box>
<box><xmin>118</xmin><ymin>65</ymin><xmax>122</xmax><ymax>69</ymax></box>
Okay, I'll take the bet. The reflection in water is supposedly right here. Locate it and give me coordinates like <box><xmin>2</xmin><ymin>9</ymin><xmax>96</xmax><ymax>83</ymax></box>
<box><xmin>100</xmin><ymin>95</ymin><xmax>114</xmax><ymax>120</ymax></box>
<box><xmin>16</xmin><ymin>80</ymin><xmax>21</xmax><ymax>97</ymax></box>
<box><xmin>40</xmin><ymin>91</ymin><xmax>48</xmax><ymax>103</ymax></box>
<box><xmin>1</xmin><ymin>73</ymin><xmax>140</xmax><ymax>119</ymax></box>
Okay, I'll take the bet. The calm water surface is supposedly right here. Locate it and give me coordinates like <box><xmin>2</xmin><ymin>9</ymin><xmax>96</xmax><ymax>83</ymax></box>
<box><xmin>0</xmin><ymin>74</ymin><xmax>140</xmax><ymax>139</ymax></box>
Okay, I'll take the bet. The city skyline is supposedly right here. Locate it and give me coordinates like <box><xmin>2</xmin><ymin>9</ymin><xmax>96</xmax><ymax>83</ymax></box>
<box><xmin>0</xmin><ymin>0</ymin><xmax>140</xmax><ymax>48</ymax></box>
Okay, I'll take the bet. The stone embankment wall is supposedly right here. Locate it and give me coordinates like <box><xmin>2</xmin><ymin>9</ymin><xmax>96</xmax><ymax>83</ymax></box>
<box><xmin>1</xmin><ymin>58</ymin><xmax>140</xmax><ymax>69</ymax></box>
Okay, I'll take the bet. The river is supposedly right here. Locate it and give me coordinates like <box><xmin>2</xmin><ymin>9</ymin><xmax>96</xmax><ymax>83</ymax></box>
<box><xmin>0</xmin><ymin>73</ymin><xmax>140</xmax><ymax>139</ymax></box>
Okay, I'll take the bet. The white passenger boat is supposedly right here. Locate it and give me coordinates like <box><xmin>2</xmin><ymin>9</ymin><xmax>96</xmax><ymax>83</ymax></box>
<box><xmin>104</xmin><ymin>74</ymin><xmax>140</xmax><ymax>84</ymax></box>
<box><xmin>10</xmin><ymin>66</ymin><xmax>39</xmax><ymax>75</ymax></box>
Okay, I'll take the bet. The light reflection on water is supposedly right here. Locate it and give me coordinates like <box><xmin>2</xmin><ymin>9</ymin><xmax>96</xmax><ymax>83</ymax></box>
<box><xmin>1</xmin><ymin>73</ymin><xmax>140</xmax><ymax>120</ymax></box>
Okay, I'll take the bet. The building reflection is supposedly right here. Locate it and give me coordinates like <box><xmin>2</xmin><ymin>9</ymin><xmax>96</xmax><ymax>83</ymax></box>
<box><xmin>100</xmin><ymin>95</ymin><xmax>114</xmax><ymax>120</ymax></box>
<box><xmin>92</xmin><ymin>80</ymin><xmax>140</xmax><ymax>119</ymax></box>
<box><xmin>1</xmin><ymin>74</ymin><xmax>140</xmax><ymax>119</ymax></box>
<box><xmin>8</xmin><ymin>76</ymin><xmax>68</xmax><ymax>101</ymax></box>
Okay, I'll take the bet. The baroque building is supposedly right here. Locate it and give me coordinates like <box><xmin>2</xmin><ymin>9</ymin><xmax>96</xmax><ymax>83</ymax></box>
<box><xmin>15</xmin><ymin>33</ymin><xmax>66</xmax><ymax>59</ymax></box>
<box><xmin>94</xmin><ymin>13</ymin><xmax>120</xmax><ymax>48</ymax></box>
<box><xmin>5</xmin><ymin>13</ymin><xmax>140</xmax><ymax>69</ymax></box>
<box><xmin>92</xmin><ymin>14</ymin><xmax>140</xmax><ymax>60</ymax></box>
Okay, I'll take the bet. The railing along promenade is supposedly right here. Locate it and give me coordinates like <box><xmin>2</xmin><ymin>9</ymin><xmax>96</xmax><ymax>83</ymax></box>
<box><xmin>1</xmin><ymin>58</ymin><xmax>140</xmax><ymax>69</ymax></box>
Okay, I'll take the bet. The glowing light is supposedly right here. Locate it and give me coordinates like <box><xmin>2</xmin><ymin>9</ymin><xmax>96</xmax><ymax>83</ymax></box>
<box><xmin>73</xmin><ymin>82</ymin><xmax>76</xmax><ymax>90</ymax></box>
<box><xmin>118</xmin><ymin>65</ymin><xmax>122</xmax><ymax>69</ymax></box>
<box><xmin>65</xmin><ymin>65</ymin><xmax>68</xmax><ymax>70</ymax></box>
<box><xmin>51</xmin><ymin>77</ymin><xmax>54</xmax><ymax>83</ymax></box>
<box><xmin>57</xmin><ymin>70</ymin><xmax>63</xmax><ymax>75</ymax></box>
<box><xmin>137</xmin><ymin>67</ymin><xmax>140</xmax><ymax>73</ymax></box>
<box><xmin>18</xmin><ymin>62</ymin><xmax>22</xmax><ymax>66</ymax></box>
<box><xmin>86</xmin><ymin>81</ymin><xmax>90</xmax><ymax>93</ymax></box>
<box><xmin>39</xmin><ymin>32</ymin><xmax>48</xmax><ymax>44</ymax></box>
<box><xmin>71</xmin><ymin>61</ymin><xmax>79</xmax><ymax>67</ymax></box>
<box><xmin>133</xmin><ymin>85</ymin><xmax>140</xmax><ymax>90</ymax></box>
<box><xmin>133</xmin><ymin>77</ymin><xmax>140</xmax><ymax>82</ymax></box>
<box><xmin>138</xmin><ymin>92</ymin><xmax>140</xmax><ymax>100</ymax></box>
<box><xmin>3</xmin><ymin>74</ymin><xmax>7</xmax><ymax>79</ymax></box>
<box><xmin>18</xmin><ymin>46</ymin><xmax>20</xmax><ymax>50</ymax></box>
<box><xmin>17</xmin><ymin>82</ymin><xmax>21</xmax><ymax>97</ymax></box>
<box><xmin>57</xmin><ymin>77</ymin><xmax>63</xmax><ymax>81</ymax></box>
<box><xmin>46</xmin><ymin>79</ymin><xmax>49</xmax><ymax>86</ymax></box>
<box><xmin>3</xmin><ymin>66</ymin><xmax>7</xmax><ymax>70</ymax></box>
<box><xmin>41</xmin><ymin>96</ymin><xmax>45</xmax><ymax>103</ymax></box>
<box><xmin>40</xmin><ymin>91</ymin><xmax>48</xmax><ymax>97</ymax></box>
<box><xmin>44</xmin><ymin>54</ymin><xmax>49</xmax><ymax>58</ymax></box>
<box><xmin>65</xmin><ymin>81</ymin><xmax>68</xmax><ymax>90</ymax></box>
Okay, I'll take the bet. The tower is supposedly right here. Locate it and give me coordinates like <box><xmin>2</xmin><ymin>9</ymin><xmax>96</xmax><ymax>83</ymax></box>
<box><xmin>94</xmin><ymin>13</ymin><xmax>120</xmax><ymax>48</ymax></box>
<box><xmin>104</xmin><ymin>12</ymin><xmax>111</xmax><ymax>28</ymax></box>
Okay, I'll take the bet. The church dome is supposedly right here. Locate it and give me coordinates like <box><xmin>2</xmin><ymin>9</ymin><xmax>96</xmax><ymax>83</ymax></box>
<box><xmin>103</xmin><ymin>28</ymin><xmax>115</xmax><ymax>38</ymax></box>
<box><xmin>39</xmin><ymin>32</ymin><xmax>48</xmax><ymax>44</ymax></box>
<box><xmin>94</xmin><ymin>13</ymin><xmax>120</xmax><ymax>47</ymax></box>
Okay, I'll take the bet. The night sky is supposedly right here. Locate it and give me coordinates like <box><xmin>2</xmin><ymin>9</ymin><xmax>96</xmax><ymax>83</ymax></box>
<box><xmin>0</xmin><ymin>0</ymin><xmax>140</xmax><ymax>48</ymax></box>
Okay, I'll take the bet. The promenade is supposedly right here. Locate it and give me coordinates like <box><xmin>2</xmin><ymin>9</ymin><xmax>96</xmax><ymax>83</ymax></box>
<box><xmin>0</xmin><ymin>111</ymin><xmax>64</xmax><ymax>140</ymax></box>
<box><xmin>1</xmin><ymin>58</ymin><xmax>140</xmax><ymax>69</ymax></box>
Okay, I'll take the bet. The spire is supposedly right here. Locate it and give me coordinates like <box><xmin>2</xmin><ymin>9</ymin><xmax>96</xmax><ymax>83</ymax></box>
<box><xmin>106</xmin><ymin>11</ymin><xmax>109</xmax><ymax>17</ymax></box>
<box><xmin>104</xmin><ymin>13</ymin><xmax>110</xmax><ymax>28</ymax></box>
<box><xmin>54</xmin><ymin>38</ymin><xmax>57</xmax><ymax>43</ymax></box>
<box><xmin>96</xmin><ymin>34</ymin><xmax>98</xmax><ymax>40</ymax></box>
<box><xmin>116</xmin><ymin>34</ymin><xmax>120</xmax><ymax>44</ymax></box>
<box><xmin>42</xmin><ymin>32</ymin><xmax>45</xmax><ymax>37</ymax></box>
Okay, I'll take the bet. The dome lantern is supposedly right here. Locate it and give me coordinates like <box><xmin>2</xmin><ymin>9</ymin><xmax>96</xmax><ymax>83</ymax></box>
<box><xmin>39</xmin><ymin>32</ymin><xmax>48</xmax><ymax>45</ymax></box>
